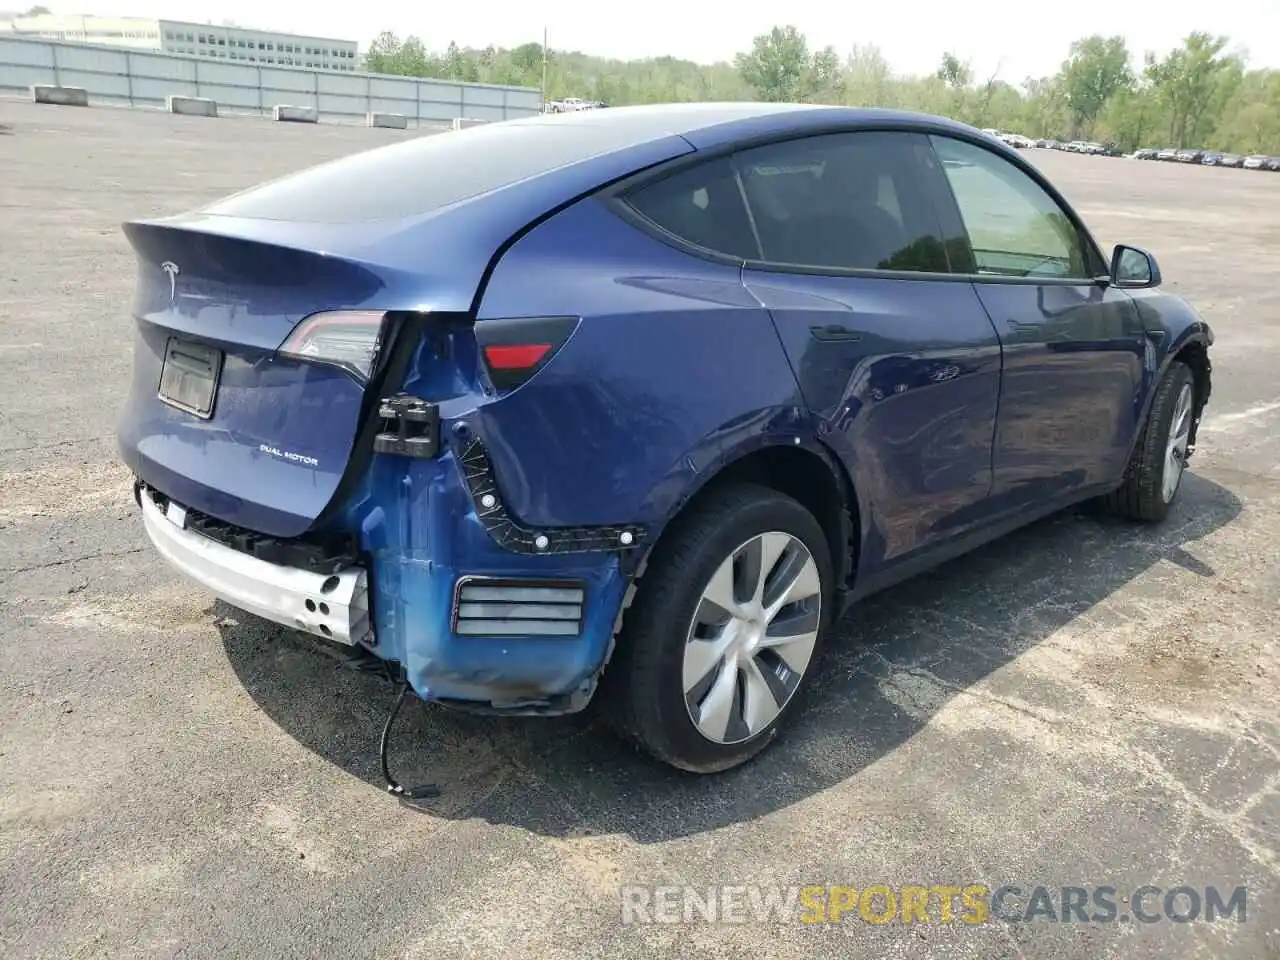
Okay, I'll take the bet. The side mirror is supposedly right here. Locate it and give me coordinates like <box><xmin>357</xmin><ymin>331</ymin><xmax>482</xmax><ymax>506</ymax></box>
<box><xmin>1110</xmin><ymin>244</ymin><xmax>1162</xmax><ymax>288</ymax></box>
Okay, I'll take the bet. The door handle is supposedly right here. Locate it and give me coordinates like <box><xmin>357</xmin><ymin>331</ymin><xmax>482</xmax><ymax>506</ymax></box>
<box><xmin>810</xmin><ymin>324</ymin><xmax>863</xmax><ymax>342</ymax></box>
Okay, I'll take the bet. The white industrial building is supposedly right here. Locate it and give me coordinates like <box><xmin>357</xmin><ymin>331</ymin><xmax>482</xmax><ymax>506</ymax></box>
<box><xmin>2</xmin><ymin>14</ymin><xmax>359</xmax><ymax>70</ymax></box>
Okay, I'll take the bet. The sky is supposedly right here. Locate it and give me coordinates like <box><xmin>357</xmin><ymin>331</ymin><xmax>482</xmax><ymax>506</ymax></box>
<box><xmin>24</xmin><ymin>0</ymin><xmax>1280</xmax><ymax>83</ymax></box>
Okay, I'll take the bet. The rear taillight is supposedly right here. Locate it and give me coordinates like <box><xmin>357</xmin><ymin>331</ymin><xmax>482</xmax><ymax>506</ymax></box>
<box><xmin>475</xmin><ymin>316</ymin><xmax>578</xmax><ymax>392</ymax></box>
<box><xmin>277</xmin><ymin>310</ymin><xmax>387</xmax><ymax>382</ymax></box>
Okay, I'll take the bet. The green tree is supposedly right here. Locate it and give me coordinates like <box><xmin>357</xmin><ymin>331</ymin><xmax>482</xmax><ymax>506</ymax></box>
<box><xmin>358</xmin><ymin>24</ymin><xmax>1280</xmax><ymax>154</ymax></box>
<box><xmin>1017</xmin><ymin>76</ymin><xmax>1068</xmax><ymax>137</ymax></box>
<box><xmin>977</xmin><ymin>80</ymin><xmax>1024</xmax><ymax>130</ymax></box>
<box><xmin>1095</xmin><ymin>84</ymin><xmax>1159</xmax><ymax>151</ymax></box>
<box><xmin>1059</xmin><ymin>35</ymin><xmax>1133</xmax><ymax>137</ymax></box>
<box><xmin>934</xmin><ymin>53</ymin><xmax>973</xmax><ymax>122</ymax></box>
<box><xmin>844</xmin><ymin>44</ymin><xmax>896</xmax><ymax>107</ymax></box>
<box><xmin>398</xmin><ymin>37</ymin><xmax>435</xmax><ymax>77</ymax></box>
<box><xmin>734</xmin><ymin>25</ymin><xmax>810</xmax><ymax>101</ymax></box>
<box><xmin>1213</xmin><ymin>69</ymin><xmax>1280</xmax><ymax>152</ymax></box>
<box><xmin>364</xmin><ymin>31</ymin><xmax>402</xmax><ymax>74</ymax></box>
<box><xmin>443</xmin><ymin>41</ymin><xmax>478</xmax><ymax>82</ymax></box>
<box><xmin>805</xmin><ymin>46</ymin><xmax>845</xmax><ymax>103</ymax></box>
<box><xmin>509</xmin><ymin>41</ymin><xmax>544</xmax><ymax>77</ymax></box>
<box><xmin>936</xmin><ymin>52</ymin><xmax>972</xmax><ymax>89</ymax></box>
<box><xmin>1145</xmin><ymin>33</ymin><xmax>1237</xmax><ymax>147</ymax></box>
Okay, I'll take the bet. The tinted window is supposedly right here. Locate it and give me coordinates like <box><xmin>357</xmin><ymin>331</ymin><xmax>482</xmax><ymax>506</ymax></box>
<box><xmin>208</xmin><ymin>105</ymin><xmax>813</xmax><ymax>224</ymax></box>
<box><xmin>734</xmin><ymin>132</ymin><xmax>951</xmax><ymax>273</ymax></box>
<box><xmin>624</xmin><ymin>156</ymin><xmax>759</xmax><ymax>260</ymax></box>
<box><xmin>931</xmin><ymin>135</ymin><xmax>1090</xmax><ymax>279</ymax></box>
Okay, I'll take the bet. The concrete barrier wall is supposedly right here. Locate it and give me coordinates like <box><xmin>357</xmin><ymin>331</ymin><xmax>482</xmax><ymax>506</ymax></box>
<box><xmin>274</xmin><ymin>104</ymin><xmax>319</xmax><ymax>123</ymax></box>
<box><xmin>167</xmin><ymin>94</ymin><xmax>217</xmax><ymax>117</ymax></box>
<box><xmin>0</xmin><ymin>35</ymin><xmax>543</xmax><ymax>126</ymax></box>
<box><xmin>30</xmin><ymin>83</ymin><xmax>88</xmax><ymax>106</ymax></box>
<box><xmin>367</xmin><ymin>111</ymin><xmax>407</xmax><ymax>129</ymax></box>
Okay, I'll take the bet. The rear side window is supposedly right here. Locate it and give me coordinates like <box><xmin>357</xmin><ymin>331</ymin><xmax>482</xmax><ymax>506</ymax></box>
<box><xmin>734</xmin><ymin>132</ymin><xmax>951</xmax><ymax>273</ymax></box>
<box><xmin>623</xmin><ymin>156</ymin><xmax>760</xmax><ymax>260</ymax></box>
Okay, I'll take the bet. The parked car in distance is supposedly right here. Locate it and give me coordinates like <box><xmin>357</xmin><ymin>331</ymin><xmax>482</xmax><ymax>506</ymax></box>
<box><xmin>544</xmin><ymin>97</ymin><xmax>607</xmax><ymax>113</ymax></box>
<box><xmin>117</xmin><ymin>103</ymin><xmax>1216</xmax><ymax>773</ymax></box>
<box><xmin>1201</xmin><ymin>152</ymin><xmax>1223</xmax><ymax>165</ymax></box>
<box><xmin>1157</xmin><ymin>148</ymin><xmax>1178</xmax><ymax>161</ymax></box>
<box><xmin>1176</xmin><ymin>149</ymin><xmax>1204</xmax><ymax>163</ymax></box>
<box><xmin>1216</xmin><ymin>153</ymin><xmax>1245</xmax><ymax>167</ymax></box>
<box><xmin>1133</xmin><ymin>148</ymin><xmax>1159</xmax><ymax>160</ymax></box>
<box><xmin>998</xmin><ymin>133</ymin><xmax>1034</xmax><ymax>149</ymax></box>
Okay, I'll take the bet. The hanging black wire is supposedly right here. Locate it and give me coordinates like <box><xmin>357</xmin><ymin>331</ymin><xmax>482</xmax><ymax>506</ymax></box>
<box><xmin>379</xmin><ymin>678</ymin><xmax>440</xmax><ymax>800</ymax></box>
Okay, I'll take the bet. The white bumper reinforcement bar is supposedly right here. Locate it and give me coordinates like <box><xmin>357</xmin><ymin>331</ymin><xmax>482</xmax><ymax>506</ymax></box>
<box><xmin>140</xmin><ymin>491</ymin><xmax>372</xmax><ymax>646</ymax></box>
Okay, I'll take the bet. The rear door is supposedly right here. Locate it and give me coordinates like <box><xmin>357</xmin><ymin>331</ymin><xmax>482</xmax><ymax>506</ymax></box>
<box><xmin>926</xmin><ymin>134</ymin><xmax>1147</xmax><ymax>513</ymax></box>
<box><xmin>732</xmin><ymin>131</ymin><xmax>1005</xmax><ymax>575</ymax></box>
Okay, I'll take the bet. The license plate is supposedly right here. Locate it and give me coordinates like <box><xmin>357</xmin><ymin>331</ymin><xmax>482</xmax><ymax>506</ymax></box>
<box><xmin>158</xmin><ymin>338</ymin><xmax>222</xmax><ymax>419</ymax></box>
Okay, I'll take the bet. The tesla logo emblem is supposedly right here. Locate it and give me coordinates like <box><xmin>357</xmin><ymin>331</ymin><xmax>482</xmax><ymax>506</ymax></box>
<box><xmin>160</xmin><ymin>261</ymin><xmax>180</xmax><ymax>305</ymax></box>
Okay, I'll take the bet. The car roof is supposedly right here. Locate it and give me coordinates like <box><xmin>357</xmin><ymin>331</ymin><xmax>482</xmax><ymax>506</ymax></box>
<box><xmin>506</xmin><ymin>101</ymin><xmax>984</xmax><ymax>149</ymax></box>
<box><xmin>161</xmin><ymin>101</ymin><xmax>1022</xmax><ymax>313</ymax></box>
<box><xmin>202</xmin><ymin>102</ymin><xmax>995</xmax><ymax>226</ymax></box>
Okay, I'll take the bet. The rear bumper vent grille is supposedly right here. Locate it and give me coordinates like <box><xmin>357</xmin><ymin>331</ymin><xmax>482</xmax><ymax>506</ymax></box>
<box><xmin>452</xmin><ymin>577</ymin><xmax>585</xmax><ymax>637</ymax></box>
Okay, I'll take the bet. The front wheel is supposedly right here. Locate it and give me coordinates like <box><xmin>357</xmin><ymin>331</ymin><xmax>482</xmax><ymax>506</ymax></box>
<box><xmin>1105</xmin><ymin>361</ymin><xmax>1196</xmax><ymax>523</ymax></box>
<box><xmin>600</xmin><ymin>483</ymin><xmax>834</xmax><ymax>772</ymax></box>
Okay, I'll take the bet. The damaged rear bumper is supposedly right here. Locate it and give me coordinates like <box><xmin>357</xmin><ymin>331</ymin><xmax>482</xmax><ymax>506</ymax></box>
<box><xmin>135</xmin><ymin>461</ymin><xmax>632</xmax><ymax>716</ymax></box>
<box><xmin>139</xmin><ymin>485</ymin><xmax>373</xmax><ymax>645</ymax></box>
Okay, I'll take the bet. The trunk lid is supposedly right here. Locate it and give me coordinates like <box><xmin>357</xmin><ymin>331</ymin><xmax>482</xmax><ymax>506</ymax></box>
<box><xmin>117</xmin><ymin>221</ymin><xmax>419</xmax><ymax>539</ymax></box>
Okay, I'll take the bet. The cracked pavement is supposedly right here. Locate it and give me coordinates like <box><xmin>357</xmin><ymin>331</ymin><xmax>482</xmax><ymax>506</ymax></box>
<box><xmin>1</xmin><ymin>101</ymin><xmax>1278</xmax><ymax>959</ymax></box>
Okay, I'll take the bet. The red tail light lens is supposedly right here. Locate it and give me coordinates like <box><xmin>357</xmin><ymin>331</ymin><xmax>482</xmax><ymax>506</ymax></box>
<box><xmin>484</xmin><ymin>343</ymin><xmax>552</xmax><ymax>370</ymax></box>
<box><xmin>475</xmin><ymin>316</ymin><xmax>578</xmax><ymax>391</ymax></box>
<box><xmin>277</xmin><ymin>310</ymin><xmax>387</xmax><ymax>383</ymax></box>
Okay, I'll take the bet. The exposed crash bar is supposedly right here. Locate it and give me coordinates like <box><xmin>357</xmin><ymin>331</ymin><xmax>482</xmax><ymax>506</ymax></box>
<box><xmin>139</xmin><ymin>490</ymin><xmax>372</xmax><ymax>646</ymax></box>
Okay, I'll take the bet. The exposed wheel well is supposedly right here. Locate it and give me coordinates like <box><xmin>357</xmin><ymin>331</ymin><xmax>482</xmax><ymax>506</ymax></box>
<box><xmin>663</xmin><ymin>445</ymin><xmax>859</xmax><ymax>588</ymax></box>
<box><xmin>1174</xmin><ymin>340</ymin><xmax>1211</xmax><ymax>443</ymax></box>
<box><xmin>1175</xmin><ymin>341</ymin><xmax>1210</xmax><ymax>406</ymax></box>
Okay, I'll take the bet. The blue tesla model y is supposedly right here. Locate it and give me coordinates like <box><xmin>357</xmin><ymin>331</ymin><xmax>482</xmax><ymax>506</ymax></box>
<box><xmin>118</xmin><ymin>103</ymin><xmax>1214</xmax><ymax>773</ymax></box>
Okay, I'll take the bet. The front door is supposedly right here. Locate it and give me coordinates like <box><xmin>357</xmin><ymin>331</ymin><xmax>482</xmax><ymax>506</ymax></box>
<box><xmin>926</xmin><ymin>134</ymin><xmax>1147</xmax><ymax>513</ymax></box>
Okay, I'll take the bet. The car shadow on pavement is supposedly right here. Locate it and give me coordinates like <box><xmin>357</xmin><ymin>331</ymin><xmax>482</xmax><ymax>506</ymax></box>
<box><xmin>218</xmin><ymin>471</ymin><xmax>1241</xmax><ymax>842</ymax></box>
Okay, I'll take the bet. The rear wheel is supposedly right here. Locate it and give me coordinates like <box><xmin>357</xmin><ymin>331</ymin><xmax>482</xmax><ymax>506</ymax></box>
<box><xmin>601</xmin><ymin>484</ymin><xmax>833</xmax><ymax>772</ymax></box>
<box><xmin>1105</xmin><ymin>361</ymin><xmax>1196</xmax><ymax>523</ymax></box>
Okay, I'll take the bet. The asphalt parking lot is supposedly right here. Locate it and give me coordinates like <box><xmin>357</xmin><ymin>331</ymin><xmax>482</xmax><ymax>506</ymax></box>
<box><xmin>1</xmin><ymin>100</ymin><xmax>1278</xmax><ymax>959</ymax></box>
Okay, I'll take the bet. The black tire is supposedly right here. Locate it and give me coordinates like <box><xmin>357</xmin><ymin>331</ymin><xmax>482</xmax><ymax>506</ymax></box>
<box><xmin>1104</xmin><ymin>361</ymin><xmax>1196</xmax><ymax>523</ymax></box>
<box><xmin>599</xmin><ymin>483</ymin><xmax>834</xmax><ymax>773</ymax></box>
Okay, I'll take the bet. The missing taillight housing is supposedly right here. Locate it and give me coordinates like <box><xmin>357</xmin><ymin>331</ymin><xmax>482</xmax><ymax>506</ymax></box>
<box><xmin>277</xmin><ymin>310</ymin><xmax>388</xmax><ymax>382</ymax></box>
<box><xmin>475</xmin><ymin>316</ymin><xmax>579</xmax><ymax>392</ymax></box>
